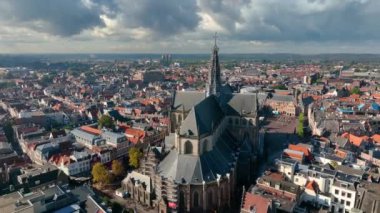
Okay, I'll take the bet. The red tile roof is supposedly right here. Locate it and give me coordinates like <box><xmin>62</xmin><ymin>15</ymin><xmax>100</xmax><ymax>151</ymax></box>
<box><xmin>342</xmin><ymin>132</ymin><xmax>367</xmax><ymax>147</ymax></box>
<box><xmin>288</xmin><ymin>144</ymin><xmax>313</xmax><ymax>160</ymax></box>
<box><xmin>242</xmin><ymin>193</ymin><xmax>271</xmax><ymax>213</ymax></box>
<box><xmin>371</xmin><ymin>134</ymin><xmax>380</xmax><ymax>144</ymax></box>
<box><xmin>283</xmin><ymin>149</ymin><xmax>304</xmax><ymax>161</ymax></box>
<box><xmin>305</xmin><ymin>181</ymin><xmax>319</xmax><ymax>194</ymax></box>
<box><xmin>125</xmin><ymin>128</ymin><xmax>145</xmax><ymax>144</ymax></box>
<box><xmin>80</xmin><ymin>125</ymin><xmax>102</xmax><ymax>135</ymax></box>
<box><xmin>373</xmin><ymin>94</ymin><xmax>380</xmax><ymax>99</ymax></box>
<box><xmin>335</xmin><ymin>149</ymin><xmax>347</xmax><ymax>159</ymax></box>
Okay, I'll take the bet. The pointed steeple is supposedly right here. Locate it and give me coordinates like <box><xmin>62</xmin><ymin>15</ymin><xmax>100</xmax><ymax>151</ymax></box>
<box><xmin>207</xmin><ymin>32</ymin><xmax>222</xmax><ymax>97</ymax></box>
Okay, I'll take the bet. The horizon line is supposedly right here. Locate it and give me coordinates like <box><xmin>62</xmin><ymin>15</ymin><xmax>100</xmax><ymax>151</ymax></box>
<box><xmin>2</xmin><ymin>52</ymin><xmax>380</xmax><ymax>55</ymax></box>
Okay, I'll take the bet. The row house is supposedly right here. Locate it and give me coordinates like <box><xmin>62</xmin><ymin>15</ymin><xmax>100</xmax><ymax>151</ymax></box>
<box><xmin>102</xmin><ymin>131</ymin><xmax>129</xmax><ymax>158</ymax></box>
<box><xmin>71</xmin><ymin>128</ymin><xmax>105</xmax><ymax>148</ymax></box>
<box><xmin>50</xmin><ymin>151</ymin><xmax>91</xmax><ymax>176</ymax></box>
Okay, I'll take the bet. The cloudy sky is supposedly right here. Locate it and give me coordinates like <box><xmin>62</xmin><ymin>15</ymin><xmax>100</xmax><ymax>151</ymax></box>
<box><xmin>1</xmin><ymin>0</ymin><xmax>380</xmax><ymax>54</ymax></box>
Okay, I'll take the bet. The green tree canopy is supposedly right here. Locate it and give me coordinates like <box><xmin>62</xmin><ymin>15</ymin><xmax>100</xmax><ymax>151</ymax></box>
<box><xmin>350</xmin><ymin>86</ymin><xmax>362</xmax><ymax>95</ymax></box>
<box><xmin>128</xmin><ymin>147</ymin><xmax>143</xmax><ymax>169</ymax></box>
<box><xmin>98</xmin><ymin>115</ymin><xmax>115</xmax><ymax>129</ymax></box>
<box><xmin>92</xmin><ymin>162</ymin><xmax>112</xmax><ymax>185</ymax></box>
<box><xmin>40</xmin><ymin>75</ymin><xmax>54</xmax><ymax>87</ymax></box>
<box><xmin>111</xmin><ymin>202</ymin><xmax>123</xmax><ymax>213</ymax></box>
<box><xmin>112</xmin><ymin>160</ymin><xmax>125</xmax><ymax>177</ymax></box>
<box><xmin>297</xmin><ymin>113</ymin><xmax>304</xmax><ymax>138</ymax></box>
<box><xmin>273</xmin><ymin>84</ymin><xmax>288</xmax><ymax>90</ymax></box>
<box><xmin>330</xmin><ymin>161</ymin><xmax>338</xmax><ymax>169</ymax></box>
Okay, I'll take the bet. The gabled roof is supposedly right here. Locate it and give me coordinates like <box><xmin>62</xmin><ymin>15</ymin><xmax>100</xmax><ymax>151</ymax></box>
<box><xmin>371</xmin><ymin>134</ymin><xmax>380</xmax><ymax>144</ymax></box>
<box><xmin>80</xmin><ymin>125</ymin><xmax>102</xmax><ymax>136</ymax></box>
<box><xmin>335</xmin><ymin>136</ymin><xmax>349</xmax><ymax>148</ymax></box>
<box><xmin>283</xmin><ymin>149</ymin><xmax>304</xmax><ymax>161</ymax></box>
<box><xmin>172</xmin><ymin>91</ymin><xmax>205</xmax><ymax>111</ymax></box>
<box><xmin>220</xmin><ymin>93</ymin><xmax>257</xmax><ymax>116</ymax></box>
<box><xmin>288</xmin><ymin>144</ymin><xmax>313</xmax><ymax>160</ymax></box>
<box><xmin>157</xmin><ymin>130</ymin><xmax>237</xmax><ymax>184</ymax></box>
<box><xmin>241</xmin><ymin>193</ymin><xmax>271</xmax><ymax>213</ymax></box>
<box><xmin>269</xmin><ymin>94</ymin><xmax>294</xmax><ymax>102</ymax></box>
<box><xmin>180</xmin><ymin>95</ymin><xmax>224</xmax><ymax>138</ymax></box>
<box><xmin>342</xmin><ymin>132</ymin><xmax>367</xmax><ymax>147</ymax></box>
<box><xmin>305</xmin><ymin>181</ymin><xmax>319</xmax><ymax>193</ymax></box>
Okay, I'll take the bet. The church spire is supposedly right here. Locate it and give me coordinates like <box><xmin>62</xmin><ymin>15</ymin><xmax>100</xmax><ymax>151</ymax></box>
<box><xmin>207</xmin><ymin>33</ymin><xmax>222</xmax><ymax>97</ymax></box>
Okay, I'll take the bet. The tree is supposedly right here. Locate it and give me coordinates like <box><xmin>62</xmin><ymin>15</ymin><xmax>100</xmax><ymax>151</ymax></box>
<box><xmin>112</xmin><ymin>160</ymin><xmax>125</xmax><ymax>177</ymax></box>
<box><xmin>330</xmin><ymin>161</ymin><xmax>338</xmax><ymax>169</ymax></box>
<box><xmin>273</xmin><ymin>84</ymin><xmax>288</xmax><ymax>90</ymax></box>
<box><xmin>350</xmin><ymin>86</ymin><xmax>362</xmax><ymax>95</ymax></box>
<box><xmin>111</xmin><ymin>202</ymin><xmax>123</xmax><ymax>213</ymax></box>
<box><xmin>40</xmin><ymin>75</ymin><xmax>54</xmax><ymax>87</ymax></box>
<box><xmin>297</xmin><ymin>113</ymin><xmax>304</xmax><ymax>138</ymax></box>
<box><xmin>98</xmin><ymin>115</ymin><xmax>115</xmax><ymax>129</ymax></box>
<box><xmin>92</xmin><ymin>162</ymin><xmax>112</xmax><ymax>185</ymax></box>
<box><xmin>128</xmin><ymin>147</ymin><xmax>143</xmax><ymax>169</ymax></box>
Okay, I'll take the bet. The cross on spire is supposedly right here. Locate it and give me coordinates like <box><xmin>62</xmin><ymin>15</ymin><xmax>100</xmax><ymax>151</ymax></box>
<box><xmin>213</xmin><ymin>32</ymin><xmax>218</xmax><ymax>47</ymax></box>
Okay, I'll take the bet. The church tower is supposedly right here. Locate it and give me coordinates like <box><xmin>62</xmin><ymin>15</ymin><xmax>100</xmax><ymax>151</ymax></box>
<box><xmin>206</xmin><ymin>33</ymin><xmax>222</xmax><ymax>97</ymax></box>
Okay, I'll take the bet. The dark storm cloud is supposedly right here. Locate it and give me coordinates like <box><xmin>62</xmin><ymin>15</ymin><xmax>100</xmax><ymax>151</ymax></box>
<box><xmin>1</xmin><ymin>0</ymin><xmax>380</xmax><ymax>47</ymax></box>
<box><xmin>116</xmin><ymin>0</ymin><xmax>201</xmax><ymax>36</ymax></box>
<box><xmin>0</xmin><ymin>0</ymin><xmax>105</xmax><ymax>36</ymax></box>
<box><xmin>202</xmin><ymin>0</ymin><xmax>380</xmax><ymax>42</ymax></box>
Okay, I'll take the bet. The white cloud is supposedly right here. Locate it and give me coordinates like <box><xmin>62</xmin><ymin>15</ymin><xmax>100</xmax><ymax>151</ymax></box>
<box><xmin>1</xmin><ymin>0</ymin><xmax>380</xmax><ymax>53</ymax></box>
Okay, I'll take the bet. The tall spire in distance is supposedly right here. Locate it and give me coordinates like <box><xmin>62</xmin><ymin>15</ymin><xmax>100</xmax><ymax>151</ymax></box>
<box><xmin>207</xmin><ymin>32</ymin><xmax>222</xmax><ymax>97</ymax></box>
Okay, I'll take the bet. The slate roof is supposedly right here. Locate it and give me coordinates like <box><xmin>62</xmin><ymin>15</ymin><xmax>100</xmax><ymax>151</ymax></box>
<box><xmin>220</xmin><ymin>84</ymin><xmax>233</xmax><ymax>94</ymax></box>
<box><xmin>180</xmin><ymin>95</ymin><xmax>224</xmax><ymax>137</ymax></box>
<box><xmin>157</xmin><ymin>130</ymin><xmax>237</xmax><ymax>184</ymax></box>
<box><xmin>71</xmin><ymin>128</ymin><xmax>100</xmax><ymax>141</ymax></box>
<box><xmin>172</xmin><ymin>91</ymin><xmax>205</xmax><ymax>111</ymax></box>
<box><xmin>220</xmin><ymin>93</ymin><xmax>258</xmax><ymax>116</ymax></box>
<box><xmin>269</xmin><ymin>94</ymin><xmax>294</xmax><ymax>102</ymax></box>
<box><xmin>336</xmin><ymin>165</ymin><xmax>365</xmax><ymax>178</ymax></box>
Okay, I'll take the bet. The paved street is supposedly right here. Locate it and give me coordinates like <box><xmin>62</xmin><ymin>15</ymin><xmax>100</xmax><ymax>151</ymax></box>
<box><xmin>96</xmin><ymin>187</ymin><xmax>157</xmax><ymax>213</ymax></box>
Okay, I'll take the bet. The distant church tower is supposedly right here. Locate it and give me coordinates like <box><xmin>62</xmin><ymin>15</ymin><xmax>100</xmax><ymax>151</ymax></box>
<box><xmin>206</xmin><ymin>33</ymin><xmax>222</xmax><ymax>97</ymax></box>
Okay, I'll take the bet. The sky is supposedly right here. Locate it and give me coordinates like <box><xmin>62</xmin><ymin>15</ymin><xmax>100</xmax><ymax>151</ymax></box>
<box><xmin>1</xmin><ymin>0</ymin><xmax>380</xmax><ymax>54</ymax></box>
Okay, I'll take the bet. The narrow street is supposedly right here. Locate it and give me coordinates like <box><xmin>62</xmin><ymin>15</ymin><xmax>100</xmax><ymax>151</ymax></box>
<box><xmin>93</xmin><ymin>186</ymin><xmax>157</xmax><ymax>213</ymax></box>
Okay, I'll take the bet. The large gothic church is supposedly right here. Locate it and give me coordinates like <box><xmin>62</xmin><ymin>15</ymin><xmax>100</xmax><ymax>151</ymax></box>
<box><xmin>155</xmin><ymin>40</ymin><xmax>262</xmax><ymax>213</ymax></box>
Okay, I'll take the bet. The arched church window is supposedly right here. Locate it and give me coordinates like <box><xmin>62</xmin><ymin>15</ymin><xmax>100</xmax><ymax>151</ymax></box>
<box><xmin>235</xmin><ymin>118</ymin><xmax>239</xmax><ymax>125</ymax></box>
<box><xmin>193</xmin><ymin>191</ymin><xmax>199</xmax><ymax>207</ymax></box>
<box><xmin>242</xmin><ymin>119</ymin><xmax>247</xmax><ymax>125</ymax></box>
<box><xmin>179</xmin><ymin>191</ymin><xmax>185</xmax><ymax>212</ymax></box>
<box><xmin>185</xmin><ymin>141</ymin><xmax>193</xmax><ymax>154</ymax></box>
<box><xmin>221</xmin><ymin>187</ymin><xmax>224</xmax><ymax>201</ymax></box>
<box><xmin>208</xmin><ymin>190</ymin><xmax>213</xmax><ymax>206</ymax></box>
